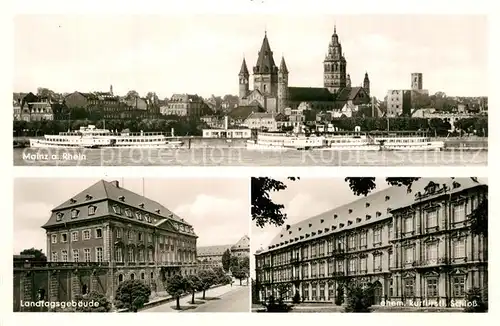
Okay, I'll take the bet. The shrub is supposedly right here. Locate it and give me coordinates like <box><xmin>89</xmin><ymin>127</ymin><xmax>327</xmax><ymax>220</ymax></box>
<box><xmin>335</xmin><ymin>287</ymin><xmax>344</xmax><ymax>306</ymax></box>
<box><xmin>292</xmin><ymin>291</ymin><xmax>301</xmax><ymax>304</ymax></box>
<box><xmin>263</xmin><ymin>295</ymin><xmax>292</xmax><ymax>313</ymax></box>
<box><xmin>75</xmin><ymin>291</ymin><xmax>112</xmax><ymax>312</ymax></box>
<box><xmin>114</xmin><ymin>280</ymin><xmax>151</xmax><ymax>312</ymax></box>
<box><xmin>464</xmin><ymin>287</ymin><xmax>488</xmax><ymax>312</ymax></box>
<box><xmin>344</xmin><ymin>284</ymin><xmax>373</xmax><ymax>312</ymax></box>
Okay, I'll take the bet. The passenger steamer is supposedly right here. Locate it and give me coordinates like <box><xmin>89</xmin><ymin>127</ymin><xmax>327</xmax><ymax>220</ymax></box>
<box><xmin>247</xmin><ymin>130</ymin><xmax>444</xmax><ymax>151</ymax></box>
<box><xmin>29</xmin><ymin>125</ymin><xmax>184</xmax><ymax>149</ymax></box>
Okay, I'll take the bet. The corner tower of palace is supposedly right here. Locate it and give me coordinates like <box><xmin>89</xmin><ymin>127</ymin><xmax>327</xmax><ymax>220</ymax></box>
<box><xmin>238</xmin><ymin>26</ymin><xmax>371</xmax><ymax>114</ymax></box>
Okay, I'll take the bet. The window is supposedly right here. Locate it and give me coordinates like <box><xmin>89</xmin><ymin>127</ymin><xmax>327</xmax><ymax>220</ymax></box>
<box><xmin>427</xmin><ymin>210</ymin><xmax>437</xmax><ymax>228</ymax></box>
<box><xmin>360</xmin><ymin>257</ymin><xmax>367</xmax><ymax>272</ymax></box>
<box><xmin>360</xmin><ymin>232</ymin><xmax>367</xmax><ymax>247</ymax></box>
<box><xmin>452</xmin><ymin>275</ymin><xmax>466</xmax><ymax>297</ymax></box>
<box><xmin>96</xmin><ymin>248</ymin><xmax>103</xmax><ymax>262</ymax></box>
<box><xmin>405</xmin><ymin>247</ymin><xmax>414</xmax><ymax>263</ymax></box>
<box><xmin>388</xmin><ymin>224</ymin><xmax>393</xmax><ymax>240</ymax></box>
<box><xmin>374</xmin><ymin>255</ymin><xmax>382</xmax><ymax>271</ymax></box>
<box><xmin>138</xmin><ymin>232</ymin><xmax>143</xmax><ymax>241</ymax></box>
<box><xmin>88</xmin><ymin>206</ymin><xmax>96</xmax><ymax>216</ymax></box>
<box><xmin>373</xmin><ymin>229</ymin><xmax>382</xmax><ymax>244</ymax></box>
<box><xmin>302</xmin><ymin>265</ymin><xmax>308</xmax><ymax>278</ymax></box>
<box><xmin>148</xmin><ymin>234</ymin><xmax>153</xmax><ymax>242</ymax></box>
<box><xmin>71</xmin><ymin>231</ymin><xmax>78</xmax><ymax>242</ymax></box>
<box><xmin>327</xmin><ymin>240</ymin><xmax>334</xmax><ymax>254</ymax></box>
<box><xmin>116</xmin><ymin>228</ymin><xmax>122</xmax><ymax>238</ymax></box>
<box><xmin>56</xmin><ymin>213</ymin><xmax>63</xmax><ymax>221</ymax></box>
<box><xmin>311</xmin><ymin>244</ymin><xmax>317</xmax><ymax>257</ymax></box>
<box><xmin>95</xmin><ymin>228</ymin><xmax>102</xmax><ymax>238</ymax></box>
<box><xmin>84</xmin><ymin>249</ymin><xmax>91</xmax><ymax>262</ymax></box>
<box><xmin>115</xmin><ymin>247</ymin><xmax>123</xmax><ymax>262</ymax></box>
<box><xmin>136</xmin><ymin>212</ymin><xmax>142</xmax><ymax>220</ymax></box>
<box><xmin>128</xmin><ymin>248</ymin><xmax>135</xmax><ymax>262</ymax></box>
<box><xmin>128</xmin><ymin>230</ymin><xmax>133</xmax><ymax>240</ymax></box>
<box><xmin>112</xmin><ymin>205</ymin><xmax>121</xmax><ymax>215</ymax></box>
<box><xmin>71</xmin><ymin>209</ymin><xmax>79</xmax><ymax>219</ymax></box>
<box><xmin>138</xmin><ymin>249</ymin><xmax>144</xmax><ymax>262</ymax></box>
<box><xmin>51</xmin><ymin>252</ymin><xmax>58</xmax><ymax>262</ymax></box>
<box><xmin>349</xmin><ymin>259</ymin><xmax>356</xmax><ymax>274</ymax></box>
<box><xmin>404</xmin><ymin>278</ymin><xmax>415</xmax><ymax>297</ymax></box>
<box><xmin>83</xmin><ymin>230</ymin><xmax>91</xmax><ymax>240</ymax></box>
<box><xmin>51</xmin><ymin>234</ymin><xmax>57</xmax><ymax>244</ymax></box>
<box><xmin>427</xmin><ymin>243</ymin><xmax>438</xmax><ymax>263</ymax></box>
<box><xmin>427</xmin><ymin>278</ymin><xmax>438</xmax><ymax>297</ymax></box>
<box><xmin>388</xmin><ymin>251</ymin><xmax>393</xmax><ymax>269</ymax></box>
<box><xmin>73</xmin><ymin>249</ymin><xmax>79</xmax><ymax>262</ymax></box>
<box><xmin>61</xmin><ymin>250</ymin><xmax>68</xmax><ymax>262</ymax></box>
<box><xmin>453</xmin><ymin>239</ymin><xmax>465</xmax><ymax>258</ymax></box>
<box><xmin>453</xmin><ymin>204</ymin><xmax>465</xmax><ymax>223</ymax></box>
<box><xmin>349</xmin><ymin>235</ymin><xmax>356</xmax><ymax>250</ymax></box>
<box><xmin>125</xmin><ymin>208</ymin><xmax>132</xmax><ymax>217</ymax></box>
<box><xmin>148</xmin><ymin>249</ymin><xmax>153</xmax><ymax>262</ymax></box>
<box><xmin>405</xmin><ymin>217</ymin><xmax>413</xmax><ymax>233</ymax></box>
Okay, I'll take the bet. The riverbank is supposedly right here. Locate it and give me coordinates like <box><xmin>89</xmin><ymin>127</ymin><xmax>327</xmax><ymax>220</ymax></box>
<box><xmin>14</xmin><ymin>136</ymin><xmax>488</xmax><ymax>150</ymax></box>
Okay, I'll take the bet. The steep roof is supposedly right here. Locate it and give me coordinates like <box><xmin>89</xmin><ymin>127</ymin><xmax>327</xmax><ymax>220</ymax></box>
<box><xmin>336</xmin><ymin>87</ymin><xmax>367</xmax><ymax>102</ymax></box>
<box><xmin>246</xmin><ymin>112</ymin><xmax>275</xmax><ymax>120</ymax></box>
<box><xmin>197</xmin><ymin>244</ymin><xmax>232</xmax><ymax>256</ymax></box>
<box><xmin>264</xmin><ymin>178</ymin><xmax>486</xmax><ymax>252</ymax></box>
<box><xmin>44</xmin><ymin>180</ymin><xmax>193</xmax><ymax>230</ymax></box>
<box><xmin>288</xmin><ymin>87</ymin><xmax>335</xmax><ymax>102</ymax></box>
<box><xmin>239</xmin><ymin>58</ymin><xmax>249</xmax><ymax>76</ymax></box>
<box><xmin>253</xmin><ymin>33</ymin><xmax>278</xmax><ymax>75</ymax></box>
<box><xmin>279</xmin><ymin>57</ymin><xmax>288</xmax><ymax>74</ymax></box>
<box><xmin>231</xmin><ymin>235</ymin><xmax>250</xmax><ymax>250</ymax></box>
<box><xmin>228</xmin><ymin>104</ymin><xmax>265</xmax><ymax>120</ymax></box>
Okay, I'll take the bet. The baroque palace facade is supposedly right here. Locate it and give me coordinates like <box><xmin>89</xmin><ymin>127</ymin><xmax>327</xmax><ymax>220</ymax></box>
<box><xmin>238</xmin><ymin>27</ymin><xmax>371</xmax><ymax>114</ymax></box>
<box><xmin>254</xmin><ymin>178</ymin><xmax>487</xmax><ymax>307</ymax></box>
<box><xmin>13</xmin><ymin>180</ymin><xmax>197</xmax><ymax>311</ymax></box>
<box><xmin>197</xmin><ymin>235</ymin><xmax>250</xmax><ymax>270</ymax></box>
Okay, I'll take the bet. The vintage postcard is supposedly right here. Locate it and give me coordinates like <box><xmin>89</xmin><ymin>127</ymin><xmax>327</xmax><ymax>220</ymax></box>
<box><xmin>13</xmin><ymin>177</ymin><xmax>250</xmax><ymax>312</ymax></box>
<box><xmin>250</xmin><ymin>177</ymin><xmax>488</xmax><ymax>312</ymax></box>
<box><xmin>13</xmin><ymin>14</ymin><xmax>487</xmax><ymax>166</ymax></box>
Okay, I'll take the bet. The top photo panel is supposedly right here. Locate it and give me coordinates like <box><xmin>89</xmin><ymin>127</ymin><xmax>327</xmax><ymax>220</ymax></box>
<box><xmin>13</xmin><ymin>15</ymin><xmax>488</xmax><ymax>167</ymax></box>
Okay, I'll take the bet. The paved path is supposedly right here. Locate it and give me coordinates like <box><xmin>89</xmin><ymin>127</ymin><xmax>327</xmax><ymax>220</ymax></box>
<box><xmin>144</xmin><ymin>284</ymin><xmax>249</xmax><ymax>312</ymax></box>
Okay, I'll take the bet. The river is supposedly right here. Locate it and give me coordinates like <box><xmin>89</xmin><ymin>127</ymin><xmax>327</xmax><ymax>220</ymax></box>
<box><xmin>13</xmin><ymin>148</ymin><xmax>488</xmax><ymax>166</ymax></box>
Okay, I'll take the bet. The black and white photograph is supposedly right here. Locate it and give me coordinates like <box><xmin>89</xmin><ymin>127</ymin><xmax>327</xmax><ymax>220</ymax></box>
<box><xmin>13</xmin><ymin>178</ymin><xmax>250</xmax><ymax>312</ymax></box>
<box><xmin>250</xmin><ymin>177</ymin><xmax>488</xmax><ymax>312</ymax></box>
<box><xmin>13</xmin><ymin>14</ymin><xmax>487</xmax><ymax>166</ymax></box>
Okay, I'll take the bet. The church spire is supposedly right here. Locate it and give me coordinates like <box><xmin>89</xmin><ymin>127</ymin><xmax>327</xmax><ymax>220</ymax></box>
<box><xmin>279</xmin><ymin>56</ymin><xmax>288</xmax><ymax>74</ymax></box>
<box><xmin>239</xmin><ymin>57</ymin><xmax>249</xmax><ymax>76</ymax></box>
<box><xmin>254</xmin><ymin>31</ymin><xmax>278</xmax><ymax>74</ymax></box>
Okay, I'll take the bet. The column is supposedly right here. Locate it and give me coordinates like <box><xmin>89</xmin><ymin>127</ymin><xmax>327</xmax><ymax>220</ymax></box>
<box><xmin>71</xmin><ymin>271</ymin><xmax>80</xmax><ymax>297</ymax></box>
<box><xmin>49</xmin><ymin>271</ymin><xmax>59</xmax><ymax>302</ymax></box>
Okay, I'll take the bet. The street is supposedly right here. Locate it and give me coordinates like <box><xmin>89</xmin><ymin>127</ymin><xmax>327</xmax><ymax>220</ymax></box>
<box><xmin>145</xmin><ymin>284</ymin><xmax>249</xmax><ymax>312</ymax></box>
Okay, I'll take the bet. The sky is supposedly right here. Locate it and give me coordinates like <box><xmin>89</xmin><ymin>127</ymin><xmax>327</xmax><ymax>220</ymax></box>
<box><xmin>13</xmin><ymin>177</ymin><xmax>249</xmax><ymax>255</ymax></box>
<box><xmin>14</xmin><ymin>14</ymin><xmax>488</xmax><ymax>99</ymax></box>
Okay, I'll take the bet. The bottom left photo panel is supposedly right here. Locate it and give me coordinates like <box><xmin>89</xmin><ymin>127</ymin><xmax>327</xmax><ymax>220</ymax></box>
<box><xmin>13</xmin><ymin>177</ymin><xmax>251</xmax><ymax>313</ymax></box>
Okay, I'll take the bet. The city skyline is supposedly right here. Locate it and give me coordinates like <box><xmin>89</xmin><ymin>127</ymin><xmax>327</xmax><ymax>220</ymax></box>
<box><xmin>13</xmin><ymin>178</ymin><xmax>249</xmax><ymax>255</ymax></box>
<box><xmin>14</xmin><ymin>14</ymin><xmax>488</xmax><ymax>99</ymax></box>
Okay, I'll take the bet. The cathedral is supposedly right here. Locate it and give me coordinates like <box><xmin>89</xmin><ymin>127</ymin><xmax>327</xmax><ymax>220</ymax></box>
<box><xmin>238</xmin><ymin>27</ymin><xmax>371</xmax><ymax>114</ymax></box>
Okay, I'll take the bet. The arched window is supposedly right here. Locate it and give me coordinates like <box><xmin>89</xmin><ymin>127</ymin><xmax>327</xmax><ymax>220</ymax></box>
<box><xmin>82</xmin><ymin>284</ymin><xmax>88</xmax><ymax>295</ymax></box>
<box><xmin>131</xmin><ymin>273</ymin><xmax>135</xmax><ymax>280</ymax></box>
<box><xmin>141</xmin><ymin>272</ymin><xmax>145</xmax><ymax>280</ymax></box>
<box><xmin>118</xmin><ymin>274</ymin><xmax>123</xmax><ymax>282</ymax></box>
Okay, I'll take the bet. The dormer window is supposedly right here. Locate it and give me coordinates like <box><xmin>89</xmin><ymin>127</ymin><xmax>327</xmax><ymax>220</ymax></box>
<box><xmin>56</xmin><ymin>212</ymin><xmax>63</xmax><ymax>221</ymax></box>
<box><xmin>356</xmin><ymin>218</ymin><xmax>361</xmax><ymax>223</ymax></box>
<box><xmin>348</xmin><ymin>221</ymin><xmax>353</xmax><ymax>225</ymax></box>
<box><xmin>376</xmin><ymin>211</ymin><xmax>382</xmax><ymax>217</ymax></box>
<box><xmin>112</xmin><ymin>205</ymin><xmax>121</xmax><ymax>215</ymax></box>
<box><xmin>348</xmin><ymin>209</ymin><xmax>353</xmax><ymax>214</ymax></box>
<box><xmin>71</xmin><ymin>209</ymin><xmax>79</xmax><ymax>219</ymax></box>
<box><xmin>155</xmin><ymin>209</ymin><xmax>160</xmax><ymax>214</ymax></box>
<box><xmin>339</xmin><ymin>223</ymin><xmax>344</xmax><ymax>228</ymax></box>
<box><xmin>298</xmin><ymin>227</ymin><xmax>302</xmax><ymax>231</ymax></box>
<box><xmin>145</xmin><ymin>214</ymin><xmax>151</xmax><ymax>223</ymax></box>
<box><xmin>125</xmin><ymin>208</ymin><xmax>132</xmax><ymax>217</ymax></box>
<box><xmin>289</xmin><ymin>231</ymin><xmax>292</xmax><ymax>234</ymax></box>
<box><xmin>118</xmin><ymin>196</ymin><xmax>125</xmax><ymax>202</ymax></box>
<box><xmin>334</xmin><ymin>214</ymin><xmax>338</xmax><ymax>219</ymax></box>
<box><xmin>309</xmin><ymin>223</ymin><xmax>312</xmax><ymax>227</ymax></box>
<box><xmin>365</xmin><ymin>203</ymin><xmax>370</xmax><ymax>208</ymax></box>
<box><xmin>385</xmin><ymin>196</ymin><xmax>390</xmax><ymax>201</ymax></box>
<box><xmin>88</xmin><ymin>206</ymin><xmax>96</xmax><ymax>216</ymax></box>
<box><xmin>85</xmin><ymin>195</ymin><xmax>93</xmax><ymax>201</ymax></box>
<box><xmin>136</xmin><ymin>212</ymin><xmax>142</xmax><ymax>220</ymax></box>
<box><xmin>70</xmin><ymin>198</ymin><xmax>76</xmax><ymax>204</ymax></box>
<box><xmin>320</xmin><ymin>219</ymin><xmax>324</xmax><ymax>223</ymax></box>
<box><xmin>280</xmin><ymin>234</ymin><xmax>283</xmax><ymax>238</ymax></box>
<box><xmin>139</xmin><ymin>203</ymin><xmax>145</xmax><ymax>208</ymax></box>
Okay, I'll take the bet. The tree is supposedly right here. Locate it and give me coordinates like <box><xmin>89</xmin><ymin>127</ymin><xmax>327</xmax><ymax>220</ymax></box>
<box><xmin>114</xmin><ymin>280</ymin><xmax>151</xmax><ymax>312</ymax></box>
<box><xmin>232</xmin><ymin>267</ymin><xmax>247</xmax><ymax>286</ymax></box>
<box><xmin>125</xmin><ymin>90</ymin><xmax>139</xmax><ymax>100</ymax></box>
<box><xmin>165</xmin><ymin>274</ymin><xmax>187</xmax><ymax>310</ymax></box>
<box><xmin>344</xmin><ymin>283</ymin><xmax>374</xmax><ymax>312</ymax></box>
<box><xmin>464</xmin><ymin>287</ymin><xmax>488</xmax><ymax>312</ymax></box>
<box><xmin>229</xmin><ymin>256</ymin><xmax>239</xmax><ymax>271</ymax></box>
<box><xmin>469</xmin><ymin>198</ymin><xmax>488</xmax><ymax>237</ymax></box>
<box><xmin>74</xmin><ymin>291</ymin><xmax>112</xmax><ymax>312</ymax></box>
<box><xmin>292</xmin><ymin>291</ymin><xmax>301</xmax><ymax>304</ymax></box>
<box><xmin>239</xmin><ymin>256</ymin><xmax>250</xmax><ymax>274</ymax></box>
<box><xmin>221</xmin><ymin>249</ymin><xmax>231</xmax><ymax>272</ymax></box>
<box><xmin>251</xmin><ymin>177</ymin><xmax>299</xmax><ymax>228</ymax></box>
<box><xmin>185</xmin><ymin>274</ymin><xmax>202</xmax><ymax>304</ymax></box>
<box><xmin>198</xmin><ymin>270</ymin><xmax>216</xmax><ymax>299</ymax></box>
<box><xmin>20</xmin><ymin>248</ymin><xmax>47</xmax><ymax>262</ymax></box>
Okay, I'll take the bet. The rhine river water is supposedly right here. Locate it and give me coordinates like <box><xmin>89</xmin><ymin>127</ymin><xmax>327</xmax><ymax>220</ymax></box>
<box><xmin>14</xmin><ymin>148</ymin><xmax>488</xmax><ymax>166</ymax></box>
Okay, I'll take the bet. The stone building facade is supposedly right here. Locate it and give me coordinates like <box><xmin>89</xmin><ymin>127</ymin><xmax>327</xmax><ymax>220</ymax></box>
<box><xmin>13</xmin><ymin>180</ymin><xmax>198</xmax><ymax>311</ymax></box>
<box><xmin>238</xmin><ymin>27</ymin><xmax>371</xmax><ymax>115</ymax></box>
<box><xmin>254</xmin><ymin>178</ymin><xmax>487</xmax><ymax>308</ymax></box>
<box><xmin>197</xmin><ymin>235</ymin><xmax>250</xmax><ymax>270</ymax></box>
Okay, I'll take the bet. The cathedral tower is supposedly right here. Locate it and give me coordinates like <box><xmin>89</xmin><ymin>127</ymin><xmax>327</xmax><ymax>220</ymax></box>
<box><xmin>363</xmin><ymin>72</ymin><xmax>370</xmax><ymax>97</ymax></box>
<box><xmin>238</xmin><ymin>58</ymin><xmax>250</xmax><ymax>100</ymax></box>
<box><xmin>278</xmin><ymin>56</ymin><xmax>289</xmax><ymax>113</ymax></box>
<box><xmin>323</xmin><ymin>26</ymin><xmax>347</xmax><ymax>94</ymax></box>
<box><xmin>253</xmin><ymin>32</ymin><xmax>279</xmax><ymax>96</ymax></box>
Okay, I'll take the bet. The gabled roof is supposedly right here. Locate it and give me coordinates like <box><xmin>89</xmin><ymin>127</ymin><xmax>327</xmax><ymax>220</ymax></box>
<box><xmin>44</xmin><ymin>180</ymin><xmax>194</xmax><ymax>231</ymax></box>
<box><xmin>231</xmin><ymin>235</ymin><xmax>250</xmax><ymax>250</ymax></box>
<box><xmin>228</xmin><ymin>104</ymin><xmax>265</xmax><ymax>120</ymax></box>
<box><xmin>197</xmin><ymin>244</ymin><xmax>232</xmax><ymax>256</ymax></box>
<box><xmin>264</xmin><ymin>178</ymin><xmax>486</xmax><ymax>252</ymax></box>
<box><xmin>288</xmin><ymin>87</ymin><xmax>335</xmax><ymax>102</ymax></box>
<box><xmin>246</xmin><ymin>112</ymin><xmax>275</xmax><ymax>120</ymax></box>
<box><xmin>336</xmin><ymin>87</ymin><xmax>368</xmax><ymax>102</ymax></box>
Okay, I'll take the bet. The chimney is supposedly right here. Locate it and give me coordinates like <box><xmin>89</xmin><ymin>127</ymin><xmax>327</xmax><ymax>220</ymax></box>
<box><xmin>111</xmin><ymin>180</ymin><xmax>119</xmax><ymax>188</ymax></box>
<box><xmin>224</xmin><ymin>116</ymin><xmax>229</xmax><ymax>130</ymax></box>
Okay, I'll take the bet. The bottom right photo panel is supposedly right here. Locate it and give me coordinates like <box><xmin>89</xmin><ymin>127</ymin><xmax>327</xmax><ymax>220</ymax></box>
<box><xmin>250</xmin><ymin>177</ymin><xmax>488</xmax><ymax>313</ymax></box>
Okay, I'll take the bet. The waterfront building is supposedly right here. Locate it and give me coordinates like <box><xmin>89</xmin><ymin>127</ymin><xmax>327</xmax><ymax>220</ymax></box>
<box><xmin>238</xmin><ymin>27</ymin><xmax>371</xmax><ymax>114</ymax></box>
<box><xmin>162</xmin><ymin>93</ymin><xmax>211</xmax><ymax>117</ymax></box>
<box><xmin>198</xmin><ymin>235</ymin><xmax>250</xmax><ymax>270</ymax></box>
<box><xmin>202</xmin><ymin>116</ymin><xmax>252</xmax><ymax>138</ymax></box>
<box><xmin>386</xmin><ymin>90</ymin><xmax>412</xmax><ymax>117</ymax></box>
<box><xmin>254</xmin><ymin>178</ymin><xmax>487</xmax><ymax>307</ymax></box>
<box><xmin>13</xmin><ymin>180</ymin><xmax>198</xmax><ymax>310</ymax></box>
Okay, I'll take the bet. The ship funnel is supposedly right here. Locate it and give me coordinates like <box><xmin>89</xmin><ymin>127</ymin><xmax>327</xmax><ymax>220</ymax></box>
<box><xmin>224</xmin><ymin>116</ymin><xmax>229</xmax><ymax>130</ymax></box>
